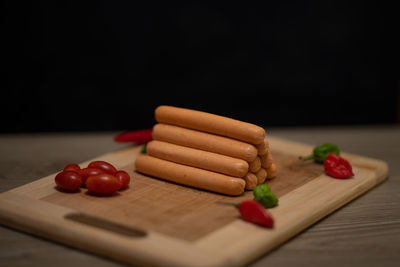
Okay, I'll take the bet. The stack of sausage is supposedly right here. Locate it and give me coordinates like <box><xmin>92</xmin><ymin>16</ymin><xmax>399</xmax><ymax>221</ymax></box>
<box><xmin>135</xmin><ymin>106</ymin><xmax>277</xmax><ymax>196</ymax></box>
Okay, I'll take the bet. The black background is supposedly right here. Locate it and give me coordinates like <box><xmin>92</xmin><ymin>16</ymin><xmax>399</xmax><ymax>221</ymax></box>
<box><xmin>3</xmin><ymin>1</ymin><xmax>398</xmax><ymax>132</ymax></box>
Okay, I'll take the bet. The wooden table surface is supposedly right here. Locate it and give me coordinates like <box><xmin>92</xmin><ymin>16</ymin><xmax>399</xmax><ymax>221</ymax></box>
<box><xmin>1</xmin><ymin>125</ymin><xmax>399</xmax><ymax>267</ymax></box>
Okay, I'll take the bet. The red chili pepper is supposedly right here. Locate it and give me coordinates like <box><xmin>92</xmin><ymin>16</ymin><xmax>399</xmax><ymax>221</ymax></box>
<box><xmin>324</xmin><ymin>152</ymin><xmax>354</xmax><ymax>179</ymax></box>
<box><xmin>114</xmin><ymin>129</ymin><xmax>152</xmax><ymax>143</ymax></box>
<box><xmin>237</xmin><ymin>200</ymin><xmax>274</xmax><ymax>228</ymax></box>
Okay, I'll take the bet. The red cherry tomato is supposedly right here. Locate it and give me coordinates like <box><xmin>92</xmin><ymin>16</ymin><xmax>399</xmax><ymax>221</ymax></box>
<box><xmin>88</xmin><ymin>161</ymin><xmax>117</xmax><ymax>175</ymax></box>
<box><xmin>114</xmin><ymin>170</ymin><xmax>130</xmax><ymax>189</ymax></box>
<box><xmin>79</xmin><ymin>167</ymin><xmax>105</xmax><ymax>185</ymax></box>
<box><xmin>86</xmin><ymin>173</ymin><xmax>122</xmax><ymax>196</ymax></box>
<box><xmin>63</xmin><ymin>163</ymin><xmax>81</xmax><ymax>173</ymax></box>
<box><xmin>55</xmin><ymin>171</ymin><xmax>83</xmax><ymax>192</ymax></box>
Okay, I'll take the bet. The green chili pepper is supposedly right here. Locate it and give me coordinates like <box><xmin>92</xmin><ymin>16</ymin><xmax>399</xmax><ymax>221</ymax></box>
<box><xmin>253</xmin><ymin>184</ymin><xmax>278</xmax><ymax>208</ymax></box>
<box><xmin>300</xmin><ymin>143</ymin><xmax>340</xmax><ymax>164</ymax></box>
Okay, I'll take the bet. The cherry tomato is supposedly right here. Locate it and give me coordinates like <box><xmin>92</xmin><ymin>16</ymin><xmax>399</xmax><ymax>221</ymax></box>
<box><xmin>88</xmin><ymin>161</ymin><xmax>117</xmax><ymax>175</ymax></box>
<box><xmin>114</xmin><ymin>170</ymin><xmax>130</xmax><ymax>189</ymax></box>
<box><xmin>79</xmin><ymin>167</ymin><xmax>105</xmax><ymax>185</ymax></box>
<box><xmin>55</xmin><ymin>171</ymin><xmax>83</xmax><ymax>192</ymax></box>
<box><xmin>86</xmin><ymin>173</ymin><xmax>122</xmax><ymax>196</ymax></box>
<box><xmin>63</xmin><ymin>163</ymin><xmax>81</xmax><ymax>173</ymax></box>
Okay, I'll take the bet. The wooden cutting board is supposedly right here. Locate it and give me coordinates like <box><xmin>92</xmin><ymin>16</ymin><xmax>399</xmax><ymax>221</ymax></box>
<box><xmin>0</xmin><ymin>137</ymin><xmax>388</xmax><ymax>267</ymax></box>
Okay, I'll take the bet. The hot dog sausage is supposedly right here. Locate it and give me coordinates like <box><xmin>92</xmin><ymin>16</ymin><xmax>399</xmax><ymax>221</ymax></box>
<box><xmin>135</xmin><ymin>155</ymin><xmax>245</xmax><ymax>196</ymax></box>
<box><xmin>152</xmin><ymin>123</ymin><xmax>258</xmax><ymax>162</ymax></box>
<box><xmin>267</xmin><ymin>163</ymin><xmax>277</xmax><ymax>179</ymax></box>
<box><xmin>147</xmin><ymin>140</ymin><xmax>249</xmax><ymax>177</ymax></box>
<box><xmin>243</xmin><ymin>172</ymin><xmax>258</xmax><ymax>190</ymax></box>
<box><xmin>254</xmin><ymin>168</ymin><xmax>267</xmax><ymax>184</ymax></box>
<box><xmin>249</xmin><ymin>156</ymin><xmax>261</xmax><ymax>173</ymax></box>
<box><xmin>260</xmin><ymin>151</ymin><xmax>274</xmax><ymax>169</ymax></box>
<box><xmin>155</xmin><ymin>105</ymin><xmax>266</xmax><ymax>145</ymax></box>
<box><xmin>257</xmin><ymin>138</ymin><xmax>269</xmax><ymax>156</ymax></box>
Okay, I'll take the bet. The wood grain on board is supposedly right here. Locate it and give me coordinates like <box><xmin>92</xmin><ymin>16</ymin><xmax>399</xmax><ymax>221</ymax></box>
<box><xmin>40</xmin><ymin>151</ymin><xmax>323</xmax><ymax>242</ymax></box>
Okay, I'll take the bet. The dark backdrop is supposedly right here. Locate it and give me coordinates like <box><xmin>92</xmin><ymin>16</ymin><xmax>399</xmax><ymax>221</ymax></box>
<box><xmin>3</xmin><ymin>1</ymin><xmax>398</xmax><ymax>132</ymax></box>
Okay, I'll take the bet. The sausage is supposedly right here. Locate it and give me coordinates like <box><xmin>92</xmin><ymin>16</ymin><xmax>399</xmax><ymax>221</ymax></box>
<box><xmin>254</xmin><ymin>168</ymin><xmax>267</xmax><ymax>184</ymax></box>
<box><xmin>248</xmin><ymin>156</ymin><xmax>261</xmax><ymax>173</ymax></box>
<box><xmin>257</xmin><ymin>138</ymin><xmax>269</xmax><ymax>156</ymax></box>
<box><xmin>135</xmin><ymin>155</ymin><xmax>245</xmax><ymax>196</ymax></box>
<box><xmin>243</xmin><ymin>172</ymin><xmax>258</xmax><ymax>190</ymax></box>
<box><xmin>267</xmin><ymin>163</ymin><xmax>277</xmax><ymax>179</ymax></box>
<box><xmin>155</xmin><ymin>105</ymin><xmax>266</xmax><ymax>145</ymax></box>
<box><xmin>260</xmin><ymin>151</ymin><xmax>274</xmax><ymax>169</ymax></box>
<box><xmin>152</xmin><ymin>123</ymin><xmax>258</xmax><ymax>162</ymax></box>
<box><xmin>147</xmin><ymin>140</ymin><xmax>249</xmax><ymax>177</ymax></box>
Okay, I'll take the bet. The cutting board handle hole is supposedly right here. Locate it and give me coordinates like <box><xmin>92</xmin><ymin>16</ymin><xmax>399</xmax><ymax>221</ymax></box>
<box><xmin>65</xmin><ymin>213</ymin><xmax>147</xmax><ymax>238</ymax></box>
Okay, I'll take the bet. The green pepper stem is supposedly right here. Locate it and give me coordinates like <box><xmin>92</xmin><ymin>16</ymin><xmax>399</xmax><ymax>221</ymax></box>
<box><xmin>300</xmin><ymin>154</ymin><xmax>314</xmax><ymax>161</ymax></box>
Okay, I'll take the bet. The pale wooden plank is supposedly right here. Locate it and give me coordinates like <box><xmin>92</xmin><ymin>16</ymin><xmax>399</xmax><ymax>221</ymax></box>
<box><xmin>0</xmin><ymin>133</ymin><xmax>390</xmax><ymax>267</ymax></box>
